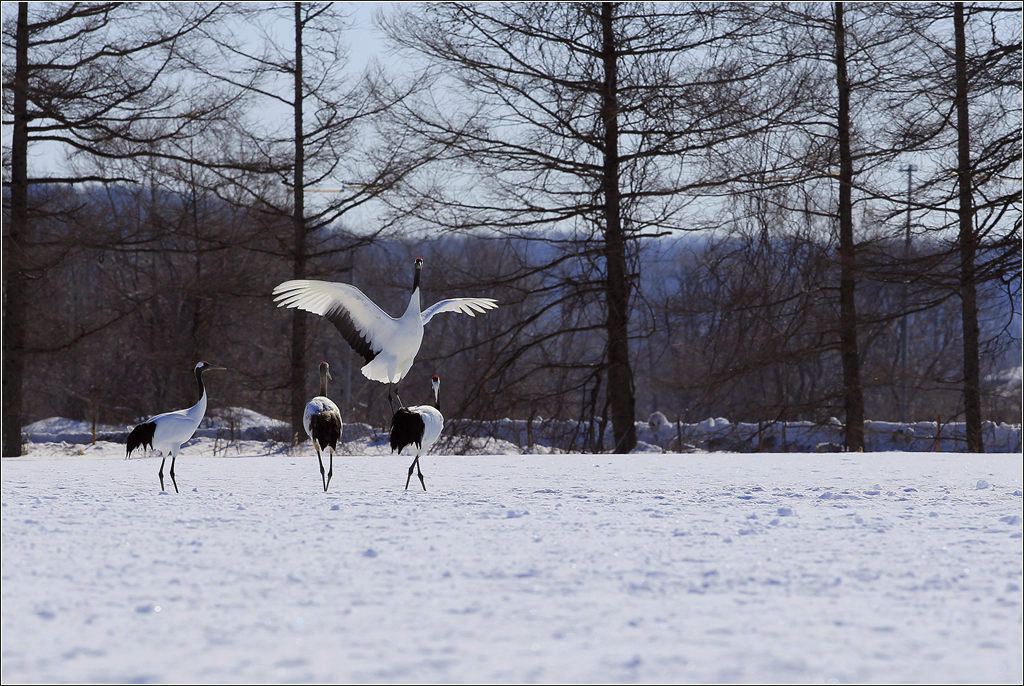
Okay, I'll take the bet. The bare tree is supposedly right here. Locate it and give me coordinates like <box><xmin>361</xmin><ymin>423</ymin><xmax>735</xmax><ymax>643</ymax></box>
<box><xmin>183</xmin><ymin>2</ymin><xmax>429</xmax><ymax>438</ymax></box>
<box><xmin>720</xmin><ymin>2</ymin><xmax>931</xmax><ymax>449</ymax></box>
<box><xmin>884</xmin><ymin>1</ymin><xmax>1021</xmax><ymax>449</ymax></box>
<box><xmin>2</xmin><ymin>2</ymin><xmax>230</xmax><ymax>456</ymax></box>
<box><xmin>953</xmin><ymin>2</ymin><xmax>983</xmax><ymax>450</ymax></box>
<box><xmin>831</xmin><ymin>2</ymin><xmax>866</xmax><ymax>450</ymax></box>
<box><xmin>4</xmin><ymin>2</ymin><xmax>29</xmax><ymax>457</ymax></box>
<box><xmin>380</xmin><ymin>2</ymin><xmax>789</xmax><ymax>452</ymax></box>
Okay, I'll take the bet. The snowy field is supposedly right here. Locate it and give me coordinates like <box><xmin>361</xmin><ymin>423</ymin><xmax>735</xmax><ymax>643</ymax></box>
<box><xmin>2</xmin><ymin>442</ymin><xmax>1022</xmax><ymax>684</ymax></box>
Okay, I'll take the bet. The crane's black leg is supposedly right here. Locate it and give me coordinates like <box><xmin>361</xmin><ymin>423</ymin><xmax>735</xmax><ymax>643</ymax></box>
<box><xmin>415</xmin><ymin>456</ymin><xmax>426</xmax><ymax>491</ymax></box>
<box><xmin>326</xmin><ymin>448</ymin><xmax>334</xmax><ymax>492</ymax></box>
<box><xmin>405</xmin><ymin>457</ymin><xmax>416</xmax><ymax>490</ymax></box>
<box><xmin>315</xmin><ymin>442</ymin><xmax>327</xmax><ymax>492</ymax></box>
<box><xmin>388</xmin><ymin>383</ymin><xmax>405</xmax><ymax>412</ymax></box>
<box><xmin>405</xmin><ymin>456</ymin><xmax>426</xmax><ymax>491</ymax></box>
<box><xmin>169</xmin><ymin>456</ymin><xmax>179</xmax><ymax>494</ymax></box>
<box><xmin>158</xmin><ymin>457</ymin><xmax>167</xmax><ymax>492</ymax></box>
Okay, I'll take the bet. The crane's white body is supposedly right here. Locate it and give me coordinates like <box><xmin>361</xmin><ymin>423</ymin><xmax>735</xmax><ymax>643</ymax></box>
<box><xmin>361</xmin><ymin>288</ymin><xmax>424</xmax><ymax>384</ymax></box>
<box><xmin>272</xmin><ymin>262</ymin><xmax>497</xmax><ymax>387</ymax></box>
<box><xmin>146</xmin><ymin>395</ymin><xmax>208</xmax><ymax>459</ymax></box>
<box><xmin>303</xmin><ymin>396</ymin><xmax>342</xmax><ymax>439</ymax></box>
<box><xmin>402</xmin><ymin>404</ymin><xmax>444</xmax><ymax>458</ymax></box>
<box><xmin>126</xmin><ymin>361</ymin><xmax>224</xmax><ymax>493</ymax></box>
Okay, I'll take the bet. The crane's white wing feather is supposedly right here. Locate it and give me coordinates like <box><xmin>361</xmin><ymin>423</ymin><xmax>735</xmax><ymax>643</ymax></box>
<box><xmin>273</xmin><ymin>280</ymin><xmax>399</xmax><ymax>363</ymax></box>
<box><xmin>420</xmin><ymin>297</ymin><xmax>498</xmax><ymax>326</ymax></box>
<box><xmin>148</xmin><ymin>410</ymin><xmax>203</xmax><ymax>445</ymax></box>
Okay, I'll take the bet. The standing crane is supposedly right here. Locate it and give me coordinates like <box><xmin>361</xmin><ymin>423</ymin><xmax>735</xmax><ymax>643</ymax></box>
<box><xmin>389</xmin><ymin>374</ymin><xmax>444</xmax><ymax>491</ymax></box>
<box><xmin>126</xmin><ymin>361</ymin><xmax>225</xmax><ymax>493</ymax></box>
<box><xmin>304</xmin><ymin>361</ymin><xmax>343</xmax><ymax>492</ymax></box>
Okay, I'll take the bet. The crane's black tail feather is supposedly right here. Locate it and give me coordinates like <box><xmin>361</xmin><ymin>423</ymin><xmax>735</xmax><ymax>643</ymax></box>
<box><xmin>309</xmin><ymin>411</ymin><xmax>342</xmax><ymax>451</ymax></box>
<box><xmin>389</xmin><ymin>409</ymin><xmax>425</xmax><ymax>454</ymax></box>
<box><xmin>126</xmin><ymin>422</ymin><xmax>156</xmax><ymax>458</ymax></box>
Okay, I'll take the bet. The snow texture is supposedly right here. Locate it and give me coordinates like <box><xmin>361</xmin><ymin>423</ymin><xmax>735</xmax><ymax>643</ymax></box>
<box><xmin>2</xmin><ymin>440</ymin><xmax>1022</xmax><ymax>684</ymax></box>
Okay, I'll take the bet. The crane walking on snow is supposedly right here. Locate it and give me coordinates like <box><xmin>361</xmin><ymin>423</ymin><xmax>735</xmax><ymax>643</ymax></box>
<box><xmin>272</xmin><ymin>258</ymin><xmax>497</xmax><ymax>411</ymax></box>
<box><xmin>125</xmin><ymin>361</ymin><xmax>226</xmax><ymax>493</ymax></box>
<box><xmin>304</xmin><ymin>361</ymin><xmax>343</xmax><ymax>492</ymax></box>
<box><xmin>390</xmin><ymin>374</ymin><xmax>444</xmax><ymax>491</ymax></box>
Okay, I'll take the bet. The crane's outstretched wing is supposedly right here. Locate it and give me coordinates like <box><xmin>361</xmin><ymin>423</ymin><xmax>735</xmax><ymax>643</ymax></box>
<box><xmin>420</xmin><ymin>297</ymin><xmax>498</xmax><ymax>326</ymax></box>
<box><xmin>272</xmin><ymin>280</ymin><xmax>398</xmax><ymax>364</ymax></box>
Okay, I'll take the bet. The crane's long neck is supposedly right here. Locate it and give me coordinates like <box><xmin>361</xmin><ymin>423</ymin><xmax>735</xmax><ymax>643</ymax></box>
<box><xmin>405</xmin><ymin>262</ymin><xmax>424</xmax><ymax>321</ymax></box>
<box><xmin>189</xmin><ymin>367</ymin><xmax>209</xmax><ymax>422</ymax></box>
<box><xmin>319</xmin><ymin>369</ymin><xmax>329</xmax><ymax>397</ymax></box>
<box><xmin>432</xmin><ymin>382</ymin><xmax>440</xmax><ymax>412</ymax></box>
<box><xmin>405</xmin><ymin>287</ymin><xmax>421</xmax><ymax>316</ymax></box>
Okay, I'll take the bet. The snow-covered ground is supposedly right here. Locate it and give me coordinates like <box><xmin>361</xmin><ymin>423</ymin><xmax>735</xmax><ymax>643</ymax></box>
<box><xmin>2</xmin><ymin>439</ymin><xmax>1021</xmax><ymax>684</ymax></box>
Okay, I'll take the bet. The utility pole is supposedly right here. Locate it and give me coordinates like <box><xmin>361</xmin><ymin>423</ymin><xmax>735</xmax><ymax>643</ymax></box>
<box><xmin>898</xmin><ymin>163</ymin><xmax>916</xmax><ymax>421</ymax></box>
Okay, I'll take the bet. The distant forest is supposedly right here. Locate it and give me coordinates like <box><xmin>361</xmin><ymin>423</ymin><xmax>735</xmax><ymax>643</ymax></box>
<box><xmin>4</xmin><ymin>3</ymin><xmax>1020</xmax><ymax>454</ymax></box>
<box><xmin>11</xmin><ymin>183</ymin><xmax>1022</xmax><ymax>435</ymax></box>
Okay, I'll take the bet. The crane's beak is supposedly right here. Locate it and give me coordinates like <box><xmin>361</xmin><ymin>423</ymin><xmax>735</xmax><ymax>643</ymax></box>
<box><xmin>327</xmin><ymin>369</ymin><xmax>333</xmax><ymax>381</ymax></box>
<box><xmin>208</xmin><ymin>365</ymin><xmax>227</xmax><ymax>372</ymax></box>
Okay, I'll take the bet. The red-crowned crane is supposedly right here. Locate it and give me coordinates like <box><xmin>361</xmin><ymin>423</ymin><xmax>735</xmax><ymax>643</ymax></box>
<box><xmin>272</xmin><ymin>258</ymin><xmax>496</xmax><ymax>410</ymax></box>
<box><xmin>125</xmin><ymin>361</ymin><xmax>225</xmax><ymax>493</ymax></box>
<box><xmin>389</xmin><ymin>374</ymin><xmax>444</xmax><ymax>491</ymax></box>
<box><xmin>304</xmin><ymin>360</ymin><xmax>343</xmax><ymax>492</ymax></box>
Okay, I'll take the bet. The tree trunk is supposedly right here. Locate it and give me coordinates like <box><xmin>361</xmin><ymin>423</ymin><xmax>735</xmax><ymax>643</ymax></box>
<box><xmin>3</xmin><ymin>3</ymin><xmax>30</xmax><ymax>457</ymax></box>
<box><xmin>833</xmin><ymin>2</ymin><xmax>865</xmax><ymax>451</ymax></box>
<box><xmin>289</xmin><ymin>2</ymin><xmax>308</xmax><ymax>441</ymax></box>
<box><xmin>599</xmin><ymin>3</ymin><xmax>638</xmax><ymax>454</ymax></box>
<box><xmin>953</xmin><ymin>2</ymin><xmax>983</xmax><ymax>452</ymax></box>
